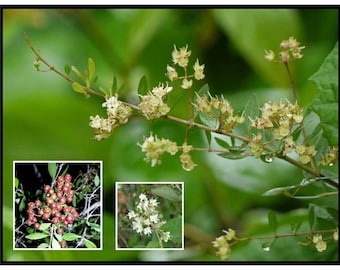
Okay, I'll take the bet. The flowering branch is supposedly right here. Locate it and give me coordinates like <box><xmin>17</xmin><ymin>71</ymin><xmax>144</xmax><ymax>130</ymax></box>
<box><xmin>212</xmin><ymin>228</ymin><xmax>338</xmax><ymax>260</ymax></box>
<box><xmin>25</xmin><ymin>33</ymin><xmax>338</xmax><ymax>258</ymax></box>
<box><xmin>24</xmin><ymin>33</ymin><xmax>338</xmax><ymax>187</ymax></box>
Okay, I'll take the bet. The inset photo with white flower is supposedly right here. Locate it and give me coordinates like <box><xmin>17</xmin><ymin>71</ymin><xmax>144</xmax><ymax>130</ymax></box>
<box><xmin>116</xmin><ymin>182</ymin><xmax>184</xmax><ymax>250</ymax></box>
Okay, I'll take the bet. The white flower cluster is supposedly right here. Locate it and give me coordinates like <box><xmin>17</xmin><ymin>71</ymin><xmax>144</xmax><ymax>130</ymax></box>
<box><xmin>138</xmin><ymin>133</ymin><xmax>178</xmax><ymax>167</ymax></box>
<box><xmin>89</xmin><ymin>95</ymin><xmax>132</xmax><ymax>140</ymax></box>
<box><xmin>194</xmin><ymin>93</ymin><xmax>245</xmax><ymax>133</ymax></box>
<box><xmin>166</xmin><ymin>45</ymin><xmax>205</xmax><ymax>89</ymax></box>
<box><xmin>138</xmin><ymin>133</ymin><xmax>197</xmax><ymax>171</ymax></box>
<box><xmin>138</xmin><ymin>83</ymin><xmax>173</xmax><ymax>120</ymax></box>
<box><xmin>127</xmin><ymin>193</ymin><xmax>171</xmax><ymax>243</ymax></box>
<box><xmin>251</xmin><ymin>99</ymin><xmax>303</xmax><ymax>140</ymax></box>
<box><xmin>265</xmin><ymin>36</ymin><xmax>305</xmax><ymax>63</ymax></box>
<box><xmin>212</xmin><ymin>229</ymin><xmax>237</xmax><ymax>260</ymax></box>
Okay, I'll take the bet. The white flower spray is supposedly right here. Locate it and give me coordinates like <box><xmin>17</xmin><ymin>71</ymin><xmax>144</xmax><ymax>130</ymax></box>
<box><xmin>127</xmin><ymin>193</ymin><xmax>171</xmax><ymax>247</ymax></box>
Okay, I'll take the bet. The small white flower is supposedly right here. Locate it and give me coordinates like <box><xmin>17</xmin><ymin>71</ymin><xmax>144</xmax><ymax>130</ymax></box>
<box><xmin>139</xmin><ymin>193</ymin><xmax>147</xmax><ymax>201</ymax></box>
<box><xmin>161</xmin><ymin>231</ymin><xmax>171</xmax><ymax>242</ymax></box>
<box><xmin>181</xmin><ymin>78</ymin><xmax>193</xmax><ymax>89</ymax></box>
<box><xmin>127</xmin><ymin>211</ymin><xmax>136</xmax><ymax>220</ymax></box>
<box><xmin>132</xmin><ymin>219</ymin><xmax>143</xmax><ymax>234</ymax></box>
<box><xmin>150</xmin><ymin>213</ymin><xmax>159</xmax><ymax>224</ymax></box>
<box><xmin>149</xmin><ymin>198</ymin><xmax>159</xmax><ymax>208</ymax></box>
<box><xmin>143</xmin><ymin>226</ymin><xmax>152</xmax><ymax>235</ymax></box>
<box><xmin>89</xmin><ymin>115</ymin><xmax>102</xmax><ymax>129</ymax></box>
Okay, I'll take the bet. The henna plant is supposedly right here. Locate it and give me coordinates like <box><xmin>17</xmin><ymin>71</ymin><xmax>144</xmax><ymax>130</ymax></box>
<box><xmin>24</xmin><ymin>34</ymin><xmax>338</xmax><ymax>259</ymax></box>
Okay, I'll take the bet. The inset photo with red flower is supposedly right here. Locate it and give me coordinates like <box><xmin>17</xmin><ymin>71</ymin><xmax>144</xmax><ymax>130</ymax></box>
<box><xmin>14</xmin><ymin>161</ymin><xmax>102</xmax><ymax>250</ymax></box>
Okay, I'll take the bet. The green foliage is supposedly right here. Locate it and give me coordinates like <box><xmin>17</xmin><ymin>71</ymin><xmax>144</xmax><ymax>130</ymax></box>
<box><xmin>310</xmin><ymin>42</ymin><xmax>338</xmax><ymax>145</ymax></box>
<box><xmin>48</xmin><ymin>163</ymin><xmax>57</xmax><ymax>179</ymax></box>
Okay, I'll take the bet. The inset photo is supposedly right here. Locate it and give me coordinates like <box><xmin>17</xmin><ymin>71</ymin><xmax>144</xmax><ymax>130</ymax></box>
<box><xmin>116</xmin><ymin>182</ymin><xmax>184</xmax><ymax>250</ymax></box>
<box><xmin>14</xmin><ymin>161</ymin><xmax>102</xmax><ymax>250</ymax></box>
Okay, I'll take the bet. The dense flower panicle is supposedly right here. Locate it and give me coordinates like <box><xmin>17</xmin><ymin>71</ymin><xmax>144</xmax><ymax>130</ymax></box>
<box><xmin>89</xmin><ymin>95</ymin><xmax>132</xmax><ymax>140</ymax></box>
<box><xmin>265</xmin><ymin>36</ymin><xmax>305</xmax><ymax>63</ymax></box>
<box><xmin>180</xmin><ymin>143</ymin><xmax>197</xmax><ymax>171</ymax></box>
<box><xmin>321</xmin><ymin>145</ymin><xmax>338</xmax><ymax>166</ymax></box>
<box><xmin>138</xmin><ymin>84</ymin><xmax>172</xmax><ymax>120</ymax></box>
<box><xmin>194</xmin><ymin>94</ymin><xmax>211</xmax><ymax>113</ymax></box>
<box><xmin>138</xmin><ymin>133</ymin><xmax>179</xmax><ymax>167</ymax></box>
<box><xmin>284</xmin><ymin>136</ymin><xmax>295</xmax><ymax>153</ymax></box>
<box><xmin>295</xmin><ymin>144</ymin><xmax>317</xmax><ymax>164</ymax></box>
<box><xmin>194</xmin><ymin>94</ymin><xmax>244</xmax><ymax>132</ymax></box>
<box><xmin>127</xmin><ymin>193</ymin><xmax>171</xmax><ymax>243</ymax></box>
<box><xmin>251</xmin><ymin>99</ymin><xmax>303</xmax><ymax>140</ymax></box>
<box><xmin>249</xmin><ymin>133</ymin><xmax>264</xmax><ymax>158</ymax></box>
<box><xmin>212</xmin><ymin>229</ymin><xmax>237</xmax><ymax>260</ymax></box>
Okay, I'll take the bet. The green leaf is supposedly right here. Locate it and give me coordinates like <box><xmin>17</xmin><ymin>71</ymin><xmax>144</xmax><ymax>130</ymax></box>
<box><xmin>326</xmin><ymin>207</ymin><xmax>338</xmax><ymax>225</ymax></box>
<box><xmin>218</xmin><ymin>147</ymin><xmax>247</xmax><ymax>160</ymax></box>
<box><xmin>310</xmin><ymin>42</ymin><xmax>338</xmax><ymax>145</ymax></box>
<box><xmin>315</xmin><ymin>217</ymin><xmax>337</xmax><ymax>230</ymax></box>
<box><xmin>308</xmin><ymin>205</ymin><xmax>315</xmax><ymax>230</ymax></box>
<box><xmin>71</xmin><ymin>65</ymin><xmax>84</xmax><ymax>81</ymax></box>
<box><xmin>128</xmin><ymin>234</ymin><xmax>138</xmax><ymax>248</ymax></box>
<box><xmin>99</xmin><ymin>86</ymin><xmax>109</xmax><ymax>97</ymax></box>
<box><xmin>94</xmin><ymin>174</ymin><xmax>100</xmax><ymax>187</ymax></box>
<box><xmin>162</xmin><ymin>216</ymin><xmax>183</xmax><ymax>244</ymax></box>
<box><xmin>90</xmin><ymin>226</ymin><xmax>101</xmax><ymax>233</ymax></box>
<box><xmin>146</xmin><ymin>240</ymin><xmax>160</xmax><ymax>248</ymax></box>
<box><xmin>48</xmin><ymin>163</ymin><xmax>57</xmax><ymax>179</ymax></box>
<box><xmin>291</xmin><ymin>222</ymin><xmax>302</xmax><ymax>235</ymax></box>
<box><xmin>268</xmin><ymin>210</ymin><xmax>277</xmax><ymax>233</ymax></box>
<box><xmin>215</xmin><ymin>137</ymin><xmax>230</xmax><ymax>149</ymax></box>
<box><xmin>198</xmin><ymin>112</ymin><xmax>218</xmax><ymax>129</ymax></box>
<box><xmin>38</xmin><ymin>222</ymin><xmax>51</xmax><ymax>232</ymax></box>
<box><xmin>195</xmin><ymin>83</ymin><xmax>210</xmax><ymax>97</ymax></box>
<box><xmin>84</xmin><ymin>239</ymin><xmax>97</xmax><ymax>248</ymax></box>
<box><xmin>62</xmin><ymin>233</ymin><xmax>80</xmax><ymax>241</ymax></box>
<box><xmin>37</xmin><ymin>243</ymin><xmax>49</xmax><ymax>248</ymax></box>
<box><xmin>15</xmin><ymin>177</ymin><xmax>19</xmax><ymax>189</ymax></box>
<box><xmin>137</xmin><ymin>75</ymin><xmax>148</xmax><ymax>96</ymax></box>
<box><xmin>204</xmin><ymin>130</ymin><xmax>212</xmax><ymax>147</ymax></box>
<box><xmin>110</xmin><ymin>75</ymin><xmax>118</xmax><ymax>96</ymax></box>
<box><xmin>64</xmin><ymin>64</ymin><xmax>71</xmax><ymax>75</ymax></box>
<box><xmin>151</xmin><ymin>186</ymin><xmax>181</xmax><ymax>202</ymax></box>
<box><xmin>19</xmin><ymin>196</ymin><xmax>26</xmax><ymax>212</ymax></box>
<box><xmin>88</xmin><ymin>57</ymin><xmax>96</xmax><ymax>83</ymax></box>
<box><xmin>54</xmin><ymin>232</ymin><xmax>63</xmax><ymax>242</ymax></box>
<box><xmin>25</xmin><ymin>233</ymin><xmax>49</xmax><ymax>240</ymax></box>
<box><xmin>51</xmin><ymin>237</ymin><xmax>61</xmax><ymax>249</ymax></box>
<box><xmin>72</xmin><ymin>82</ymin><xmax>87</xmax><ymax>95</ymax></box>
<box><xmin>244</xmin><ymin>93</ymin><xmax>260</xmax><ymax>135</ymax></box>
<box><xmin>262</xmin><ymin>185</ymin><xmax>297</xmax><ymax>196</ymax></box>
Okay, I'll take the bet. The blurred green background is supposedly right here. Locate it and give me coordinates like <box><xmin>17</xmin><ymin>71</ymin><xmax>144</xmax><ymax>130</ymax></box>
<box><xmin>2</xmin><ymin>8</ymin><xmax>338</xmax><ymax>262</ymax></box>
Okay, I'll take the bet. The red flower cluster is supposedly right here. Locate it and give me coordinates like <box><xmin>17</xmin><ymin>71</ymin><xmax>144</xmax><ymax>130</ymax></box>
<box><xmin>25</xmin><ymin>174</ymin><xmax>79</xmax><ymax>231</ymax></box>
